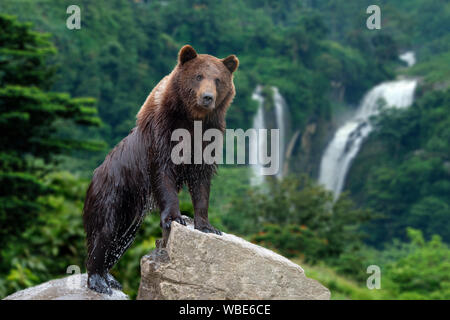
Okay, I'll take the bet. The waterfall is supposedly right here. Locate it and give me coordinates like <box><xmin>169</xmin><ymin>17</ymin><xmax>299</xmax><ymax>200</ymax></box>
<box><xmin>272</xmin><ymin>87</ymin><xmax>287</xmax><ymax>179</ymax></box>
<box><xmin>318</xmin><ymin>78</ymin><xmax>418</xmax><ymax>197</ymax></box>
<box><xmin>399</xmin><ymin>51</ymin><xmax>416</xmax><ymax>67</ymax></box>
<box><xmin>250</xmin><ymin>85</ymin><xmax>288</xmax><ymax>185</ymax></box>
<box><xmin>250</xmin><ymin>85</ymin><xmax>266</xmax><ymax>186</ymax></box>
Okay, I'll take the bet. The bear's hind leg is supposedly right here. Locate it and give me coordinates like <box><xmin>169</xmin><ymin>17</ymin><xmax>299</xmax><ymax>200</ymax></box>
<box><xmin>87</xmin><ymin>233</ymin><xmax>131</xmax><ymax>294</ymax></box>
<box><xmin>86</xmin><ymin>233</ymin><xmax>113</xmax><ymax>295</ymax></box>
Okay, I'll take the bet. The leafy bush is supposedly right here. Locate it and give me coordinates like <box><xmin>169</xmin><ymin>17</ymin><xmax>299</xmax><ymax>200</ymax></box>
<box><xmin>223</xmin><ymin>175</ymin><xmax>372</xmax><ymax>265</ymax></box>
<box><xmin>384</xmin><ymin>228</ymin><xmax>450</xmax><ymax>299</ymax></box>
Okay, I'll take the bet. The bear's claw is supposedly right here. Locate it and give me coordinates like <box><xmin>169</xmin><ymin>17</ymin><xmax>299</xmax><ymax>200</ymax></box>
<box><xmin>195</xmin><ymin>224</ymin><xmax>222</xmax><ymax>235</ymax></box>
<box><xmin>162</xmin><ymin>215</ymin><xmax>186</xmax><ymax>230</ymax></box>
<box><xmin>175</xmin><ymin>216</ymin><xmax>187</xmax><ymax>226</ymax></box>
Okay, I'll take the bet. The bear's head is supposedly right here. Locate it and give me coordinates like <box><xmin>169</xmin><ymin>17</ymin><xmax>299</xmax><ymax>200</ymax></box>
<box><xmin>176</xmin><ymin>45</ymin><xmax>239</xmax><ymax>119</ymax></box>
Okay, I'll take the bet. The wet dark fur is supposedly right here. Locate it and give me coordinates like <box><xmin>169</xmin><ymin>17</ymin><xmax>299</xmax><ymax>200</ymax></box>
<box><xmin>83</xmin><ymin>45</ymin><xmax>238</xmax><ymax>294</ymax></box>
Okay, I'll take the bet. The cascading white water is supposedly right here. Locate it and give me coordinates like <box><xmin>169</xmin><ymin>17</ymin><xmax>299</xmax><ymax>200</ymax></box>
<box><xmin>399</xmin><ymin>51</ymin><xmax>416</xmax><ymax>67</ymax></box>
<box><xmin>250</xmin><ymin>85</ymin><xmax>288</xmax><ymax>185</ymax></box>
<box><xmin>250</xmin><ymin>85</ymin><xmax>266</xmax><ymax>186</ymax></box>
<box><xmin>318</xmin><ymin>78</ymin><xmax>418</xmax><ymax>197</ymax></box>
<box><xmin>272</xmin><ymin>86</ymin><xmax>287</xmax><ymax>179</ymax></box>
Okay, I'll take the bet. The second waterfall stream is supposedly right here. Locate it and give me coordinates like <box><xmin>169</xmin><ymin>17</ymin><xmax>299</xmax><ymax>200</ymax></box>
<box><xmin>250</xmin><ymin>85</ymin><xmax>288</xmax><ymax>185</ymax></box>
<box><xmin>318</xmin><ymin>53</ymin><xmax>418</xmax><ymax>197</ymax></box>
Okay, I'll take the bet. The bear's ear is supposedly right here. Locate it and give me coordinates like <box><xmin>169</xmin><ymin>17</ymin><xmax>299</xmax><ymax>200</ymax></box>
<box><xmin>178</xmin><ymin>45</ymin><xmax>198</xmax><ymax>65</ymax></box>
<box><xmin>222</xmin><ymin>55</ymin><xmax>239</xmax><ymax>73</ymax></box>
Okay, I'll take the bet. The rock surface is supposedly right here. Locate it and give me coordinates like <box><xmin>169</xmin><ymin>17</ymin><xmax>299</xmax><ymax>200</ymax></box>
<box><xmin>137</xmin><ymin>216</ymin><xmax>330</xmax><ymax>300</ymax></box>
<box><xmin>3</xmin><ymin>273</ymin><xmax>128</xmax><ymax>300</ymax></box>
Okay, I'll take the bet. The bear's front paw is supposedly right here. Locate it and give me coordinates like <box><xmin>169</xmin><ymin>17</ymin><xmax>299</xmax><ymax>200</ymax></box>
<box><xmin>195</xmin><ymin>223</ymin><xmax>222</xmax><ymax>235</ymax></box>
<box><xmin>161</xmin><ymin>211</ymin><xmax>186</xmax><ymax>230</ymax></box>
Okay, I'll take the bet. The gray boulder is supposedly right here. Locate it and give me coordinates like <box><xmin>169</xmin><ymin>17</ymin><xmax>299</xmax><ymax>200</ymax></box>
<box><xmin>137</xmin><ymin>217</ymin><xmax>330</xmax><ymax>300</ymax></box>
<box><xmin>3</xmin><ymin>273</ymin><xmax>128</xmax><ymax>300</ymax></box>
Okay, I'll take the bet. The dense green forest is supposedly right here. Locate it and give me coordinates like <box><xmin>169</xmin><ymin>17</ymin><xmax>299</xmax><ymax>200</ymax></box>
<box><xmin>0</xmin><ymin>0</ymin><xmax>449</xmax><ymax>299</ymax></box>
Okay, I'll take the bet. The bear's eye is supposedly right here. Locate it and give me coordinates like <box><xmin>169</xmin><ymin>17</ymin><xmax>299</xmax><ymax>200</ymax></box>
<box><xmin>215</xmin><ymin>78</ymin><xmax>221</xmax><ymax>86</ymax></box>
<box><xmin>196</xmin><ymin>75</ymin><xmax>203</xmax><ymax>81</ymax></box>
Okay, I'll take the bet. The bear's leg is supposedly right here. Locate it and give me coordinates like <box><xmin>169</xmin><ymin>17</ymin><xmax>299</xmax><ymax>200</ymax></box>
<box><xmin>189</xmin><ymin>178</ymin><xmax>222</xmax><ymax>235</ymax></box>
<box><xmin>87</xmin><ymin>247</ymin><xmax>125</xmax><ymax>294</ymax></box>
<box><xmin>86</xmin><ymin>234</ymin><xmax>113</xmax><ymax>295</ymax></box>
<box><xmin>154</xmin><ymin>173</ymin><xmax>186</xmax><ymax>230</ymax></box>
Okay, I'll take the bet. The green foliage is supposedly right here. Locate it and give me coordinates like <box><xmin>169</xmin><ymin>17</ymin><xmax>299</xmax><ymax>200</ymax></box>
<box><xmin>407</xmin><ymin>52</ymin><xmax>450</xmax><ymax>85</ymax></box>
<box><xmin>250</xmin><ymin>223</ymin><xmax>327</xmax><ymax>259</ymax></box>
<box><xmin>0</xmin><ymin>0</ymin><xmax>397</xmax><ymax>144</ymax></box>
<box><xmin>0</xmin><ymin>171</ymin><xmax>87</xmax><ymax>296</ymax></box>
<box><xmin>302</xmin><ymin>228</ymin><xmax>450</xmax><ymax>300</ymax></box>
<box><xmin>297</xmin><ymin>260</ymin><xmax>387</xmax><ymax>300</ymax></box>
<box><xmin>0</xmin><ymin>14</ymin><xmax>56</xmax><ymax>89</ymax></box>
<box><xmin>0</xmin><ymin>15</ymin><xmax>103</xmax><ymax>249</ymax></box>
<box><xmin>384</xmin><ymin>228</ymin><xmax>450</xmax><ymax>299</ymax></box>
<box><xmin>223</xmin><ymin>175</ymin><xmax>372</xmax><ymax>264</ymax></box>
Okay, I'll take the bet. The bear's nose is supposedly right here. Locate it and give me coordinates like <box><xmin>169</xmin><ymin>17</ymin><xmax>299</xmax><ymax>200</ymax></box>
<box><xmin>201</xmin><ymin>93</ymin><xmax>214</xmax><ymax>106</ymax></box>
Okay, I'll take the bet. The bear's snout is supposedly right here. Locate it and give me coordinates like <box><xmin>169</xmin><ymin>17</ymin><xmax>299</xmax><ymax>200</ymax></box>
<box><xmin>201</xmin><ymin>92</ymin><xmax>215</xmax><ymax>108</ymax></box>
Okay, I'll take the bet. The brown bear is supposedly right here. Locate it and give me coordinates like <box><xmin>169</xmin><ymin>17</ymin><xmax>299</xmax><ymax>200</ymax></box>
<box><xmin>82</xmin><ymin>45</ymin><xmax>239</xmax><ymax>294</ymax></box>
